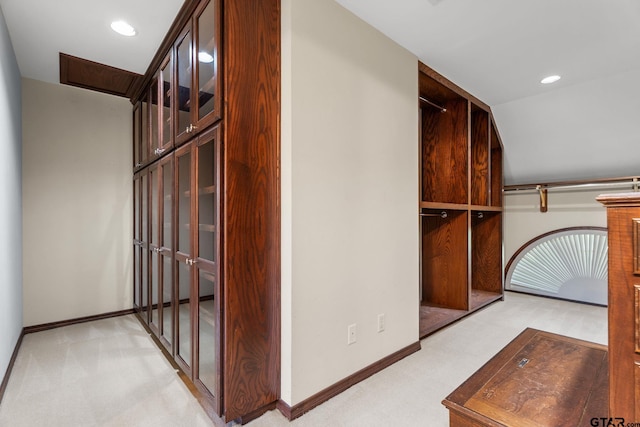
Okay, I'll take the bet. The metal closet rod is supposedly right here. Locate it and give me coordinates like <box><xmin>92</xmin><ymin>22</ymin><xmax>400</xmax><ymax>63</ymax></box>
<box><xmin>419</xmin><ymin>211</ymin><xmax>485</xmax><ymax>219</ymax></box>
<box><xmin>504</xmin><ymin>175</ymin><xmax>640</xmax><ymax>192</ymax></box>
<box><xmin>420</xmin><ymin>211</ymin><xmax>448</xmax><ymax>218</ymax></box>
<box><xmin>419</xmin><ymin>96</ymin><xmax>447</xmax><ymax>113</ymax></box>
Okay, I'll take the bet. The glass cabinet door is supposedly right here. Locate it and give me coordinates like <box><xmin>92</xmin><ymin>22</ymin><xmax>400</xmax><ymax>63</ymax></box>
<box><xmin>175</xmin><ymin>144</ymin><xmax>193</xmax><ymax>372</ymax></box>
<box><xmin>194</xmin><ymin>126</ymin><xmax>220</xmax><ymax>400</ymax></box>
<box><xmin>175</xmin><ymin>28</ymin><xmax>192</xmax><ymax>146</ymax></box>
<box><xmin>149</xmin><ymin>164</ymin><xmax>160</xmax><ymax>333</ymax></box>
<box><xmin>149</xmin><ymin>79</ymin><xmax>160</xmax><ymax>161</ymax></box>
<box><xmin>159</xmin><ymin>54</ymin><xmax>173</xmax><ymax>154</ymax></box>
<box><xmin>194</xmin><ymin>0</ymin><xmax>220</xmax><ymax>127</ymax></box>
<box><xmin>140</xmin><ymin>92</ymin><xmax>149</xmax><ymax>167</ymax></box>
<box><xmin>159</xmin><ymin>155</ymin><xmax>174</xmax><ymax>350</ymax></box>
<box><xmin>141</xmin><ymin>170</ymin><xmax>149</xmax><ymax>323</ymax></box>
<box><xmin>133</xmin><ymin>103</ymin><xmax>143</xmax><ymax>170</ymax></box>
<box><xmin>133</xmin><ymin>174</ymin><xmax>142</xmax><ymax>310</ymax></box>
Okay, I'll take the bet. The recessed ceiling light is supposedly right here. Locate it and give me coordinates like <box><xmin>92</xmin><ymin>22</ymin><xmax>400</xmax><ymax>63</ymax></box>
<box><xmin>111</xmin><ymin>20</ymin><xmax>136</xmax><ymax>37</ymax></box>
<box><xmin>198</xmin><ymin>51</ymin><xmax>214</xmax><ymax>63</ymax></box>
<box><xmin>541</xmin><ymin>75</ymin><xmax>561</xmax><ymax>84</ymax></box>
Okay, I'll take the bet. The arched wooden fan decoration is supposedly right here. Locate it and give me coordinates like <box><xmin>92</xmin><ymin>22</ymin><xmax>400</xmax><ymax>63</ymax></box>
<box><xmin>505</xmin><ymin>227</ymin><xmax>608</xmax><ymax>306</ymax></box>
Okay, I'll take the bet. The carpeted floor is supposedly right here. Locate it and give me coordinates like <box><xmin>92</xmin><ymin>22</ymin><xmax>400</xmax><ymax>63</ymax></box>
<box><xmin>0</xmin><ymin>292</ymin><xmax>607</xmax><ymax>426</ymax></box>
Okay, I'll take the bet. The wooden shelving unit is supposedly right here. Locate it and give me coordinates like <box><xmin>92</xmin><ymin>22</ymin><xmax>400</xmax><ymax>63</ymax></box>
<box><xmin>419</xmin><ymin>62</ymin><xmax>504</xmax><ymax>338</ymax></box>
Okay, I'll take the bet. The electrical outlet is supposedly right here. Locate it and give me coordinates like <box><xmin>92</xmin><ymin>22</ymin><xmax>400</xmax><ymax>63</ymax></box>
<box><xmin>348</xmin><ymin>323</ymin><xmax>357</xmax><ymax>345</ymax></box>
<box><xmin>377</xmin><ymin>313</ymin><xmax>385</xmax><ymax>333</ymax></box>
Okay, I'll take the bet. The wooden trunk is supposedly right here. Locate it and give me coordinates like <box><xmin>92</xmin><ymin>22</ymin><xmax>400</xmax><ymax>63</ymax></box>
<box><xmin>443</xmin><ymin>328</ymin><xmax>608</xmax><ymax>427</ymax></box>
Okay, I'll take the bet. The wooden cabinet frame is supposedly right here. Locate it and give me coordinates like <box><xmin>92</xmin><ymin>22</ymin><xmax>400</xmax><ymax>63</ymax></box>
<box><xmin>419</xmin><ymin>62</ymin><xmax>504</xmax><ymax>338</ymax></box>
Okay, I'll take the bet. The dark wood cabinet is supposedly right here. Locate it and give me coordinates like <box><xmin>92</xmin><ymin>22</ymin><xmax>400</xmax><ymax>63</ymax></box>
<box><xmin>597</xmin><ymin>192</ymin><xmax>640</xmax><ymax>421</ymax></box>
<box><xmin>419</xmin><ymin>62</ymin><xmax>504</xmax><ymax>337</ymax></box>
<box><xmin>130</xmin><ymin>0</ymin><xmax>280</xmax><ymax>423</ymax></box>
<box><xmin>174</xmin><ymin>0</ymin><xmax>221</xmax><ymax>147</ymax></box>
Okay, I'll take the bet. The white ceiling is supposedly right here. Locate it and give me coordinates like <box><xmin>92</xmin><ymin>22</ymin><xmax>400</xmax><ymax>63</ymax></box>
<box><xmin>0</xmin><ymin>0</ymin><xmax>183</xmax><ymax>83</ymax></box>
<box><xmin>1</xmin><ymin>0</ymin><xmax>639</xmax><ymax>184</ymax></box>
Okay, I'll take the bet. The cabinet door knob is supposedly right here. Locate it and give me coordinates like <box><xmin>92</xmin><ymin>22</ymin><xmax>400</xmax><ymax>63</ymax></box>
<box><xmin>154</xmin><ymin>148</ymin><xmax>166</xmax><ymax>155</ymax></box>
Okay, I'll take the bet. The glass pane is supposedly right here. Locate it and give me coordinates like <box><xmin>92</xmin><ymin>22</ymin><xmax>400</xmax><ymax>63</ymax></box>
<box><xmin>197</xmin><ymin>1</ymin><xmax>216</xmax><ymax>120</ymax></box>
<box><xmin>163</xmin><ymin>162</ymin><xmax>173</xmax><ymax>249</ymax></box>
<box><xmin>151</xmin><ymin>169</ymin><xmax>159</xmax><ymax>245</ymax></box>
<box><xmin>141</xmin><ymin>93</ymin><xmax>149</xmax><ymax>163</ymax></box>
<box><xmin>133</xmin><ymin>105</ymin><xmax>141</xmax><ymax>167</ymax></box>
<box><xmin>134</xmin><ymin>247</ymin><xmax>141</xmax><ymax>308</ymax></box>
<box><xmin>198</xmin><ymin>270</ymin><xmax>216</xmax><ymax>394</ymax></box>
<box><xmin>141</xmin><ymin>174</ymin><xmax>148</xmax><ymax>316</ymax></box>
<box><xmin>134</xmin><ymin>178</ymin><xmax>140</xmax><ymax>240</ymax></box>
<box><xmin>161</xmin><ymin>61</ymin><xmax>172</xmax><ymax>146</ymax></box>
<box><xmin>142</xmin><ymin>248</ymin><xmax>148</xmax><ymax>315</ymax></box>
<box><xmin>178</xmin><ymin>262</ymin><xmax>191</xmax><ymax>366</ymax></box>
<box><xmin>177</xmin><ymin>31</ymin><xmax>192</xmax><ymax>135</ymax></box>
<box><xmin>198</xmin><ymin>140</ymin><xmax>216</xmax><ymax>261</ymax></box>
<box><xmin>162</xmin><ymin>255</ymin><xmax>173</xmax><ymax>343</ymax></box>
<box><xmin>150</xmin><ymin>81</ymin><xmax>159</xmax><ymax>154</ymax></box>
<box><xmin>151</xmin><ymin>252</ymin><xmax>159</xmax><ymax>327</ymax></box>
<box><xmin>178</xmin><ymin>152</ymin><xmax>191</xmax><ymax>253</ymax></box>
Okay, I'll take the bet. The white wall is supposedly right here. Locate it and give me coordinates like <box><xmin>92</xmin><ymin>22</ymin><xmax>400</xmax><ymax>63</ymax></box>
<box><xmin>22</xmin><ymin>78</ymin><xmax>132</xmax><ymax>326</ymax></box>
<box><xmin>504</xmin><ymin>188</ymin><xmax>610</xmax><ymax>267</ymax></box>
<box><xmin>282</xmin><ymin>0</ymin><xmax>419</xmax><ymax>405</ymax></box>
<box><xmin>0</xmin><ymin>5</ymin><xmax>23</xmax><ymax>379</ymax></box>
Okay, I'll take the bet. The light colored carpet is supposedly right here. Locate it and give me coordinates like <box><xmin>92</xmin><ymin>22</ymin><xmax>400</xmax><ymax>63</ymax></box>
<box><xmin>0</xmin><ymin>292</ymin><xmax>607</xmax><ymax>426</ymax></box>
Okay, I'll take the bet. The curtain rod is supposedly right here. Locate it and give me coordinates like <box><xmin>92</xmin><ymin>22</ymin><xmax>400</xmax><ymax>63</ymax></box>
<box><xmin>504</xmin><ymin>176</ymin><xmax>640</xmax><ymax>192</ymax></box>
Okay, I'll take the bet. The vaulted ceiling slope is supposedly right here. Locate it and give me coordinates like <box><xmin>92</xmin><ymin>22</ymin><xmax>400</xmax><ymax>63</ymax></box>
<box><xmin>336</xmin><ymin>0</ymin><xmax>640</xmax><ymax>184</ymax></box>
<box><xmin>1</xmin><ymin>0</ymin><xmax>638</xmax><ymax>184</ymax></box>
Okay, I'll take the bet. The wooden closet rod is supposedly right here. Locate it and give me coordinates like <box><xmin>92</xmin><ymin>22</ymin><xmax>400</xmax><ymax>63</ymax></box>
<box><xmin>419</xmin><ymin>96</ymin><xmax>447</xmax><ymax>113</ymax></box>
<box><xmin>504</xmin><ymin>176</ymin><xmax>640</xmax><ymax>192</ymax></box>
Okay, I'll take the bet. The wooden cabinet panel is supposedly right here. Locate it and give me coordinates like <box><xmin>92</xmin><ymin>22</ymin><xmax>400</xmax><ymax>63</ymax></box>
<box><xmin>471</xmin><ymin>107</ymin><xmax>489</xmax><ymax>207</ymax></box>
<box><xmin>490</xmin><ymin>122</ymin><xmax>503</xmax><ymax>208</ymax></box>
<box><xmin>422</xmin><ymin>210</ymin><xmax>468</xmax><ymax>310</ymax></box>
<box><xmin>471</xmin><ymin>212</ymin><xmax>502</xmax><ymax>308</ymax></box>
<box><xmin>421</xmin><ymin>98</ymin><xmax>468</xmax><ymax>205</ymax></box>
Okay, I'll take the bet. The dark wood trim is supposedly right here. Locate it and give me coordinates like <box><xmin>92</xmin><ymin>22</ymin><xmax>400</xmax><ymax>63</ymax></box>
<box><xmin>596</xmin><ymin>192</ymin><xmax>640</xmax><ymax>207</ymax></box>
<box><xmin>129</xmin><ymin>0</ymin><xmax>201</xmax><ymax>103</ymax></box>
<box><xmin>59</xmin><ymin>53</ymin><xmax>143</xmax><ymax>98</ymax></box>
<box><xmin>0</xmin><ymin>330</ymin><xmax>25</xmax><ymax>405</ymax></box>
<box><xmin>23</xmin><ymin>308</ymin><xmax>135</xmax><ymax>334</ymax></box>
<box><xmin>418</xmin><ymin>61</ymin><xmax>490</xmax><ymax>111</ymax></box>
<box><xmin>277</xmin><ymin>342</ymin><xmax>421</xmax><ymax>421</ymax></box>
<box><xmin>504</xmin><ymin>226</ymin><xmax>608</xmax><ymax>277</ymax></box>
<box><xmin>237</xmin><ymin>401</ymin><xmax>278</xmax><ymax>425</ymax></box>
